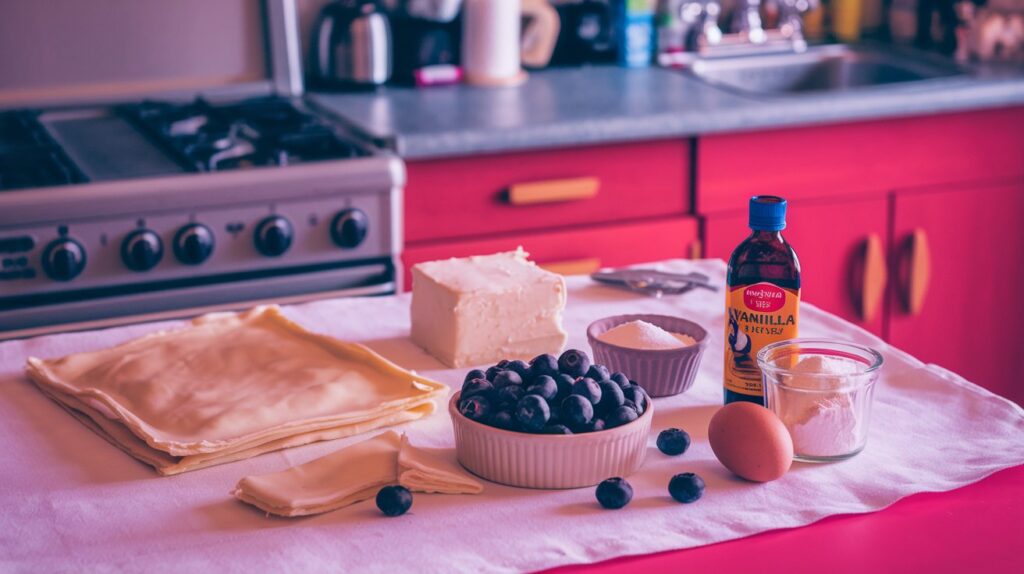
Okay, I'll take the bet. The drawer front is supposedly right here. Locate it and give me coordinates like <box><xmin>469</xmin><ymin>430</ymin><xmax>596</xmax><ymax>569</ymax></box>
<box><xmin>402</xmin><ymin>216</ymin><xmax>699</xmax><ymax>289</ymax></box>
<box><xmin>698</xmin><ymin>106</ymin><xmax>1024</xmax><ymax>214</ymax></box>
<box><xmin>405</xmin><ymin>139</ymin><xmax>691</xmax><ymax>243</ymax></box>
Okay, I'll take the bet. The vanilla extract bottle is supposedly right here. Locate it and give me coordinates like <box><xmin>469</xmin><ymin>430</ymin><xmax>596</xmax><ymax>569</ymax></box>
<box><xmin>724</xmin><ymin>196</ymin><xmax>801</xmax><ymax>406</ymax></box>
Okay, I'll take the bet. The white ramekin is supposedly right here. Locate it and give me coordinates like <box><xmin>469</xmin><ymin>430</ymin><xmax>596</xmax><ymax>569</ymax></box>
<box><xmin>449</xmin><ymin>392</ymin><xmax>653</xmax><ymax>489</ymax></box>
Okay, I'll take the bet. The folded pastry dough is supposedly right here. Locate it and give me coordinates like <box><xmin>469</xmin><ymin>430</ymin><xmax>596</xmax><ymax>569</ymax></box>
<box><xmin>233</xmin><ymin>431</ymin><xmax>483</xmax><ymax>517</ymax></box>
<box><xmin>25</xmin><ymin>306</ymin><xmax>447</xmax><ymax>475</ymax></box>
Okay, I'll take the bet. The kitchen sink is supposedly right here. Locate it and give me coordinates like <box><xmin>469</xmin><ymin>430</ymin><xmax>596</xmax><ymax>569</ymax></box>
<box><xmin>685</xmin><ymin>44</ymin><xmax>965</xmax><ymax>95</ymax></box>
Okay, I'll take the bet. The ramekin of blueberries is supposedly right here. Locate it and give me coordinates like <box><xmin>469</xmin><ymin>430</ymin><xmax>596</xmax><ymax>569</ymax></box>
<box><xmin>455</xmin><ymin>349</ymin><xmax>652</xmax><ymax>434</ymax></box>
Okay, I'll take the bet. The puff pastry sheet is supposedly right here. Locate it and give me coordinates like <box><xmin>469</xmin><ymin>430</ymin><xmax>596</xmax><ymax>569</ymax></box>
<box><xmin>25</xmin><ymin>306</ymin><xmax>447</xmax><ymax>475</ymax></box>
<box><xmin>233</xmin><ymin>431</ymin><xmax>483</xmax><ymax>517</ymax></box>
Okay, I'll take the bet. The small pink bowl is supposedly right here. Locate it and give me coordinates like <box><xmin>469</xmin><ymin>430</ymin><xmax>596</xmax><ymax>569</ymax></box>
<box><xmin>587</xmin><ymin>314</ymin><xmax>708</xmax><ymax>397</ymax></box>
<box><xmin>449</xmin><ymin>392</ymin><xmax>652</xmax><ymax>489</ymax></box>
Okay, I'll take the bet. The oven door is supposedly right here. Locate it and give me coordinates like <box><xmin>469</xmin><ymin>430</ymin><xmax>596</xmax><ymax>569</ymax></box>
<box><xmin>0</xmin><ymin>260</ymin><xmax>395</xmax><ymax>340</ymax></box>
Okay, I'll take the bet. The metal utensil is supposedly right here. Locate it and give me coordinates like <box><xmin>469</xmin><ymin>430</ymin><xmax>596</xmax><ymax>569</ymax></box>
<box><xmin>591</xmin><ymin>268</ymin><xmax>718</xmax><ymax>298</ymax></box>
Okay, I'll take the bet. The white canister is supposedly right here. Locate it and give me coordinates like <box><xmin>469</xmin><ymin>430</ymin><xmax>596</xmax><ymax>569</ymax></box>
<box><xmin>462</xmin><ymin>0</ymin><xmax>525</xmax><ymax>86</ymax></box>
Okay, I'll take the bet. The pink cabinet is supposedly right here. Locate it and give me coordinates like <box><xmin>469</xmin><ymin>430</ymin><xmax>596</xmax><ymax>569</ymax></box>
<box><xmin>887</xmin><ymin>179</ymin><xmax>1024</xmax><ymax>404</ymax></box>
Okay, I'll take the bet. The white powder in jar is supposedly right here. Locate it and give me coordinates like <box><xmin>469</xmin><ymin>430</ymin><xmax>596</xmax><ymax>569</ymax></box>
<box><xmin>778</xmin><ymin>354</ymin><xmax>865</xmax><ymax>457</ymax></box>
<box><xmin>598</xmin><ymin>320</ymin><xmax>696</xmax><ymax>350</ymax></box>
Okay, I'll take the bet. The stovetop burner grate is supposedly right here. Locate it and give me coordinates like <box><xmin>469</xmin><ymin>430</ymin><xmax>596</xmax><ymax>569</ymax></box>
<box><xmin>0</xmin><ymin>111</ymin><xmax>88</xmax><ymax>191</ymax></box>
<box><xmin>120</xmin><ymin>97</ymin><xmax>365</xmax><ymax>172</ymax></box>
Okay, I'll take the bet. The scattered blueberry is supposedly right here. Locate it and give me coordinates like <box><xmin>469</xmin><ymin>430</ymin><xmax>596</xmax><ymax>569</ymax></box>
<box><xmin>458</xmin><ymin>395</ymin><xmax>492</xmax><ymax>422</ymax></box>
<box><xmin>544</xmin><ymin>424</ymin><xmax>573</xmax><ymax>435</ymax></box>
<box><xmin>657</xmin><ymin>428</ymin><xmax>691</xmax><ymax>456</ymax></box>
<box><xmin>606</xmin><ymin>405</ymin><xmax>639</xmax><ymax>428</ymax></box>
<box><xmin>595</xmin><ymin>477</ymin><xmax>633</xmax><ymax>509</ymax></box>
<box><xmin>558</xmin><ymin>349</ymin><xmax>592</xmax><ymax>378</ymax></box>
<box><xmin>515</xmin><ymin>394</ymin><xmax>551</xmax><ymax>432</ymax></box>
<box><xmin>461</xmin><ymin>377</ymin><xmax>494</xmax><ymax>400</ymax></box>
<box><xmin>560</xmin><ymin>394</ymin><xmax>594</xmax><ymax>428</ymax></box>
<box><xmin>554</xmin><ymin>373</ymin><xmax>575</xmax><ymax>399</ymax></box>
<box><xmin>492</xmin><ymin>370</ymin><xmax>523</xmax><ymax>390</ymax></box>
<box><xmin>529</xmin><ymin>354</ymin><xmax>560</xmax><ymax>380</ymax></box>
<box><xmin>571</xmin><ymin>377</ymin><xmax>603</xmax><ymax>405</ymax></box>
<box><xmin>668</xmin><ymin>472</ymin><xmax>705</xmax><ymax>503</ymax></box>
<box><xmin>610</xmin><ymin>372</ymin><xmax>631</xmax><ymax>389</ymax></box>
<box><xmin>586</xmin><ymin>364</ymin><xmax>611</xmax><ymax>382</ymax></box>
<box><xmin>622</xmin><ymin>385</ymin><xmax>649</xmax><ymax>414</ymax></box>
<box><xmin>491</xmin><ymin>410</ymin><xmax>517</xmax><ymax>430</ymax></box>
<box><xmin>463</xmin><ymin>369</ymin><xmax>487</xmax><ymax>385</ymax></box>
<box><xmin>496</xmin><ymin>384</ymin><xmax>525</xmax><ymax>408</ymax></box>
<box><xmin>376</xmin><ymin>485</ymin><xmax>413</xmax><ymax>516</ymax></box>
<box><xmin>506</xmin><ymin>359</ymin><xmax>531</xmax><ymax>381</ymax></box>
<box><xmin>596</xmin><ymin>380</ymin><xmax>625</xmax><ymax>415</ymax></box>
<box><xmin>526</xmin><ymin>375</ymin><xmax>558</xmax><ymax>402</ymax></box>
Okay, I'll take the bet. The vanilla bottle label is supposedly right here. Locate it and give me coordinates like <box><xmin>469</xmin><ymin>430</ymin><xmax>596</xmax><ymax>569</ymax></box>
<box><xmin>724</xmin><ymin>282</ymin><xmax>800</xmax><ymax>397</ymax></box>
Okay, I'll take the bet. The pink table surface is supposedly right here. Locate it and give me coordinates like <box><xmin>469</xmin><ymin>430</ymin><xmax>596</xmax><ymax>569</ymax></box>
<box><xmin>548</xmin><ymin>465</ymin><xmax>1024</xmax><ymax>573</ymax></box>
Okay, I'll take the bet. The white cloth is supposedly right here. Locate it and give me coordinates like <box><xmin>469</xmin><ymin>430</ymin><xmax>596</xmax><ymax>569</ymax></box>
<box><xmin>0</xmin><ymin>259</ymin><xmax>1021</xmax><ymax>573</ymax></box>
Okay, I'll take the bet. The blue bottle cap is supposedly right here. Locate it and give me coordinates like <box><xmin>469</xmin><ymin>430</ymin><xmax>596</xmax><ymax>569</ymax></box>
<box><xmin>748</xmin><ymin>196</ymin><xmax>787</xmax><ymax>231</ymax></box>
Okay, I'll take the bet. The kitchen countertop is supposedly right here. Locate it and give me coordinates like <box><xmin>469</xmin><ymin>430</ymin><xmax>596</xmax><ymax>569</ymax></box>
<box><xmin>310</xmin><ymin>51</ymin><xmax>1024</xmax><ymax>160</ymax></box>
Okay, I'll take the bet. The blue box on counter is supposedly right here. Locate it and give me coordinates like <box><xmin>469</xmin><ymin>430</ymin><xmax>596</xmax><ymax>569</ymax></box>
<box><xmin>617</xmin><ymin>0</ymin><xmax>655</xmax><ymax>68</ymax></box>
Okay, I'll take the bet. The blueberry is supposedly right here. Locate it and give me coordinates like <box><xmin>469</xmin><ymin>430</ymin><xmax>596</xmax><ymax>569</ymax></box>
<box><xmin>492</xmin><ymin>370</ymin><xmax>523</xmax><ymax>390</ymax></box>
<box><xmin>506</xmin><ymin>360</ymin><xmax>531</xmax><ymax>381</ymax></box>
<box><xmin>586</xmin><ymin>364</ymin><xmax>611</xmax><ymax>381</ymax></box>
<box><xmin>485</xmin><ymin>366</ymin><xmax>502</xmax><ymax>381</ymax></box>
<box><xmin>596</xmin><ymin>380</ymin><xmax>625</xmax><ymax>415</ymax></box>
<box><xmin>529</xmin><ymin>354</ymin><xmax>560</xmax><ymax>379</ymax></box>
<box><xmin>458</xmin><ymin>395</ymin><xmax>492</xmax><ymax>422</ymax></box>
<box><xmin>515</xmin><ymin>394</ymin><xmax>551</xmax><ymax>432</ymax></box>
<box><xmin>526</xmin><ymin>375</ymin><xmax>558</xmax><ymax>402</ymax></box>
<box><xmin>496</xmin><ymin>384</ymin><xmax>525</xmax><ymax>408</ymax></box>
<box><xmin>558</xmin><ymin>349</ymin><xmax>592</xmax><ymax>378</ymax></box>
<box><xmin>610</xmin><ymin>372</ymin><xmax>631</xmax><ymax>389</ymax></box>
<box><xmin>622</xmin><ymin>399</ymin><xmax>638</xmax><ymax>414</ymax></box>
<box><xmin>559</xmin><ymin>394</ymin><xmax>594</xmax><ymax>428</ymax></box>
<box><xmin>595</xmin><ymin>477</ymin><xmax>633</xmax><ymax>509</ymax></box>
<box><xmin>490</xmin><ymin>410</ymin><xmax>517</xmax><ymax>430</ymax></box>
<box><xmin>463</xmin><ymin>369</ymin><xmax>487</xmax><ymax>385</ymax></box>
<box><xmin>668</xmin><ymin>472</ymin><xmax>705</xmax><ymax>503</ymax></box>
<box><xmin>571</xmin><ymin>377</ymin><xmax>602</xmax><ymax>405</ymax></box>
<box><xmin>622</xmin><ymin>385</ymin><xmax>649</xmax><ymax>414</ymax></box>
<box><xmin>554</xmin><ymin>373</ymin><xmax>575</xmax><ymax>399</ymax></box>
<box><xmin>657</xmin><ymin>428</ymin><xmax>691</xmax><ymax>456</ymax></box>
<box><xmin>544</xmin><ymin>424</ymin><xmax>573</xmax><ymax>435</ymax></box>
<box><xmin>606</xmin><ymin>405</ymin><xmax>639</xmax><ymax>428</ymax></box>
<box><xmin>461</xmin><ymin>377</ymin><xmax>494</xmax><ymax>400</ymax></box>
<box><xmin>576</xmin><ymin>417</ymin><xmax>606</xmax><ymax>433</ymax></box>
<box><xmin>496</xmin><ymin>360</ymin><xmax>511</xmax><ymax>369</ymax></box>
<box><xmin>376</xmin><ymin>485</ymin><xmax>413</xmax><ymax>516</ymax></box>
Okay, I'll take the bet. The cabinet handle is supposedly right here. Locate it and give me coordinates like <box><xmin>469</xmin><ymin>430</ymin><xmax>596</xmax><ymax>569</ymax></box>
<box><xmin>850</xmin><ymin>233</ymin><xmax>887</xmax><ymax>322</ymax></box>
<box><xmin>507</xmin><ymin>177</ymin><xmax>599</xmax><ymax>206</ymax></box>
<box><xmin>688</xmin><ymin>239</ymin><xmax>703</xmax><ymax>260</ymax></box>
<box><xmin>901</xmin><ymin>228</ymin><xmax>932</xmax><ymax>316</ymax></box>
<box><xmin>539</xmin><ymin>257</ymin><xmax>602</xmax><ymax>276</ymax></box>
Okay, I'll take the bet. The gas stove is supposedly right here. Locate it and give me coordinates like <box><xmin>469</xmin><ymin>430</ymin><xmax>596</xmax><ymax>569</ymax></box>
<box><xmin>0</xmin><ymin>1</ymin><xmax>402</xmax><ymax>338</ymax></box>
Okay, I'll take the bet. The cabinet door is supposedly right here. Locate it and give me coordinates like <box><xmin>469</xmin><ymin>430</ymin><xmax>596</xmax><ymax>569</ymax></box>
<box><xmin>402</xmin><ymin>217</ymin><xmax>700</xmax><ymax>289</ymax></box>
<box><xmin>704</xmin><ymin>195</ymin><xmax>890</xmax><ymax>336</ymax></box>
<box><xmin>888</xmin><ymin>180</ymin><xmax>1024</xmax><ymax>404</ymax></box>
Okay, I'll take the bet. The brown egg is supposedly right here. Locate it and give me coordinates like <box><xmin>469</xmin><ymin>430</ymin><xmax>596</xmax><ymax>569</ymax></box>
<box><xmin>708</xmin><ymin>402</ymin><xmax>793</xmax><ymax>482</ymax></box>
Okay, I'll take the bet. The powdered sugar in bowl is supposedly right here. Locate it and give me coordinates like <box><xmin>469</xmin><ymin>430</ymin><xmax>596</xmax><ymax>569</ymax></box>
<box><xmin>757</xmin><ymin>339</ymin><xmax>883</xmax><ymax>462</ymax></box>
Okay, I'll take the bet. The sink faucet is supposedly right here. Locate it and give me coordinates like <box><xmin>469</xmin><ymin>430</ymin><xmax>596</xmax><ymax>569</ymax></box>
<box><xmin>658</xmin><ymin>0</ymin><xmax>816</xmax><ymax>62</ymax></box>
<box><xmin>733</xmin><ymin>0</ymin><xmax>767</xmax><ymax>44</ymax></box>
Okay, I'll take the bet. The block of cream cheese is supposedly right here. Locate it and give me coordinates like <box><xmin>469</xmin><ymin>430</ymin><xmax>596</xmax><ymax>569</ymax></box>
<box><xmin>410</xmin><ymin>248</ymin><xmax>568</xmax><ymax>368</ymax></box>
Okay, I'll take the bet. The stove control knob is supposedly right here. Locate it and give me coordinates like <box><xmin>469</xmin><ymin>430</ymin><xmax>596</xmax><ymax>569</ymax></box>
<box><xmin>173</xmin><ymin>223</ymin><xmax>215</xmax><ymax>265</ymax></box>
<box><xmin>330</xmin><ymin>208</ymin><xmax>369</xmax><ymax>249</ymax></box>
<box><xmin>255</xmin><ymin>216</ymin><xmax>293</xmax><ymax>257</ymax></box>
<box><xmin>121</xmin><ymin>229</ymin><xmax>164</xmax><ymax>272</ymax></box>
<box><xmin>42</xmin><ymin>238</ymin><xmax>87</xmax><ymax>281</ymax></box>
